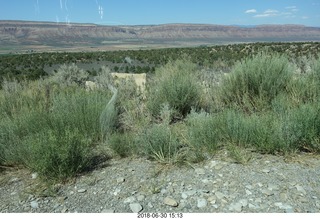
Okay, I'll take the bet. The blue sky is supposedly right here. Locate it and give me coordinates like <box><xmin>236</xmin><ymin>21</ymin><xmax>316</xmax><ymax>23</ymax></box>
<box><xmin>0</xmin><ymin>0</ymin><xmax>319</xmax><ymax>26</ymax></box>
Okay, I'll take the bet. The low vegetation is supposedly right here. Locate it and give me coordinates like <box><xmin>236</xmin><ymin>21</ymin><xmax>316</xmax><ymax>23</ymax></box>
<box><xmin>0</xmin><ymin>43</ymin><xmax>319</xmax><ymax>182</ymax></box>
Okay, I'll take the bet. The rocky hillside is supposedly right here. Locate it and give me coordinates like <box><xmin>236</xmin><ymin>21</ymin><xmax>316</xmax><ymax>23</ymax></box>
<box><xmin>1</xmin><ymin>20</ymin><xmax>320</xmax><ymax>49</ymax></box>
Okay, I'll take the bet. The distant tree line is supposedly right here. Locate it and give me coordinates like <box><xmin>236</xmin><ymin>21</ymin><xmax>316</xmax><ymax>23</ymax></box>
<box><xmin>0</xmin><ymin>42</ymin><xmax>319</xmax><ymax>87</ymax></box>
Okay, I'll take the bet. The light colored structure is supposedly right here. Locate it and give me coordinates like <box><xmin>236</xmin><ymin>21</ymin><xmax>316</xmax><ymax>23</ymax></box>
<box><xmin>85</xmin><ymin>73</ymin><xmax>147</xmax><ymax>94</ymax></box>
<box><xmin>110</xmin><ymin>73</ymin><xmax>146</xmax><ymax>93</ymax></box>
<box><xmin>85</xmin><ymin>80</ymin><xmax>98</xmax><ymax>91</ymax></box>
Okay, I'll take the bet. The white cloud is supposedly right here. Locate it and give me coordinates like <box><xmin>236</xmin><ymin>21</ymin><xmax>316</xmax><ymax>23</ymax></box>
<box><xmin>264</xmin><ymin>9</ymin><xmax>279</xmax><ymax>14</ymax></box>
<box><xmin>245</xmin><ymin>9</ymin><xmax>257</xmax><ymax>14</ymax></box>
<box><xmin>285</xmin><ymin>6</ymin><xmax>299</xmax><ymax>12</ymax></box>
<box><xmin>254</xmin><ymin>13</ymin><xmax>277</xmax><ymax>18</ymax></box>
<box><xmin>253</xmin><ymin>9</ymin><xmax>279</xmax><ymax>18</ymax></box>
<box><xmin>285</xmin><ymin>6</ymin><xmax>297</xmax><ymax>9</ymax></box>
<box><xmin>302</xmin><ymin>16</ymin><xmax>309</xmax><ymax>19</ymax></box>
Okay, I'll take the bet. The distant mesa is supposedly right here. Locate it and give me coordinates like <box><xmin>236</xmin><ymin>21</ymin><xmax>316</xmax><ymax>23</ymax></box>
<box><xmin>1</xmin><ymin>20</ymin><xmax>320</xmax><ymax>52</ymax></box>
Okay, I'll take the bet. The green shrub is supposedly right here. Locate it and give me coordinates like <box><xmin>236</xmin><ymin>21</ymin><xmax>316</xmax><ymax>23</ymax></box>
<box><xmin>139</xmin><ymin>124</ymin><xmax>180</xmax><ymax>164</ymax></box>
<box><xmin>108</xmin><ymin>132</ymin><xmax>135</xmax><ymax>158</ymax></box>
<box><xmin>217</xmin><ymin>52</ymin><xmax>293</xmax><ymax>112</ymax></box>
<box><xmin>48</xmin><ymin>88</ymin><xmax>107</xmax><ymax>140</ymax></box>
<box><xmin>24</xmin><ymin>128</ymin><xmax>92</xmax><ymax>180</ymax></box>
<box><xmin>278</xmin><ymin>103</ymin><xmax>320</xmax><ymax>153</ymax></box>
<box><xmin>186</xmin><ymin>110</ymin><xmax>221</xmax><ymax>153</ymax></box>
<box><xmin>0</xmin><ymin>80</ymin><xmax>109</xmax><ymax>178</ymax></box>
<box><xmin>147</xmin><ymin>58</ymin><xmax>202</xmax><ymax>119</ymax></box>
<box><xmin>50</xmin><ymin>63</ymin><xmax>89</xmax><ymax>87</ymax></box>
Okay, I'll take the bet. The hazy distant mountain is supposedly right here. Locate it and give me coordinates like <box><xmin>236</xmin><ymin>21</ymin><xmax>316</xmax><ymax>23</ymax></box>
<box><xmin>1</xmin><ymin>20</ymin><xmax>320</xmax><ymax>51</ymax></box>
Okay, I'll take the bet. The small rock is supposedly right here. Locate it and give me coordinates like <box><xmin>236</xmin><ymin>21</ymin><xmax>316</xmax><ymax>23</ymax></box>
<box><xmin>212</xmin><ymin>204</ymin><xmax>219</xmax><ymax>209</ymax></box>
<box><xmin>31</xmin><ymin>173</ymin><xmax>38</xmax><ymax>179</ymax></box>
<box><xmin>148</xmin><ymin>202</ymin><xmax>154</xmax><ymax>208</ymax></box>
<box><xmin>181</xmin><ymin>190</ymin><xmax>196</xmax><ymax>199</ymax></box>
<box><xmin>30</xmin><ymin>201</ymin><xmax>39</xmax><ymax>209</ymax></box>
<box><xmin>255</xmin><ymin>198</ymin><xmax>262</xmax><ymax>203</ymax></box>
<box><xmin>245</xmin><ymin>190</ymin><xmax>252</xmax><ymax>195</ymax></box>
<box><xmin>195</xmin><ymin>168</ymin><xmax>205</xmax><ymax>175</ymax></box>
<box><xmin>262</xmin><ymin>169</ymin><xmax>270</xmax><ymax>173</ymax></box>
<box><xmin>280</xmin><ymin>192</ymin><xmax>288</xmax><ymax>201</ymax></box>
<box><xmin>129</xmin><ymin>203</ymin><xmax>143</xmax><ymax>213</ymax></box>
<box><xmin>61</xmin><ymin>207</ymin><xmax>68</xmax><ymax>213</ymax></box>
<box><xmin>57</xmin><ymin>196</ymin><xmax>67</xmax><ymax>204</ymax></box>
<box><xmin>161</xmin><ymin>188</ymin><xmax>167</xmax><ymax>194</ymax></box>
<box><xmin>197</xmin><ymin>198</ymin><xmax>207</xmax><ymax>208</ymax></box>
<box><xmin>208</xmin><ymin>196</ymin><xmax>216</xmax><ymax>204</ymax></box>
<box><xmin>201</xmin><ymin>179</ymin><xmax>210</xmax><ymax>184</ymax></box>
<box><xmin>249</xmin><ymin>203</ymin><xmax>257</xmax><ymax>209</ymax></box>
<box><xmin>77</xmin><ymin>189</ymin><xmax>87</xmax><ymax>193</ymax></box>
<box><xmin>113</xmin><ymin>188</ymin><xmax>121</xmax><ymax>196</ymax></box>
<box><xmin>181</xmin><ymin>193</ymin><xmax>188</xmax><ymax>199</ymax></box>
<box><xmin>215</xmin><ymin>164</ymin><xmax>224</xmax><ymax>170</ymax></box>
<box><xmin>215</xmin><ymin>191</ymin><xmax>225</xmax><ymax>200</ymax></box>
<box><xmin>9</xmin><ymin>178</ymin><xmax>20</xmax><ymax>184</ymax></box>
<box><xmin>124</xmin><ymin>196</ymin><xmax>136</xmax><ymax>203</ymax></box>
<box><xmin>229</xmin><ymin>202</ymin><xmax>242</xmax><ymax>212</ymax></box>
<box><xmin>296</xmin><ymin>185</ymin><xmax>306</xmax><ymax>195</ymax></box>
<box><xmin>210</xmin><ymin>160</ymin><xmax>218</xmax><ymax>168</ymax></box>
<box><xmin>137</xmin><ymin>195</ymin><xmax>145</xmax><ymax>202</ymax></box>
<box><xmin>116</xmin><ymin>177</ymin><xmax>125</xmax><ymax>183</ymax></box>
<box><xmin>101</xmin><ymin>208</ymin><xmax>115</xmax><ymax>213</ymax></box>
<box><xmin>261</xmin><ymin>189</ymin><xmax>274</xmax><ymax>196</ymax></box>
<box><xmin>280</xmin><ymin>204</ymin><xmax>294</xmax><ymax>213</ymax></box>
<box><xmin>268</xmin><ymin>184</ymin><xmax>279</xmax><ymax>191</ymax></box>
<box><xmin>285</xmin><ymin>208</ymin><xmax>294</xmax><ymax>213</ymax></box>
<box><xmin>298</xmin><ymin>197</ymin><xmax>308</xmax><ymax>203</ymax></box>
<box><xmin>163</xmin><ymin>197</ymin><xmax>179</xmax><ymax>207</ymax></box>
<box><xmin>257</xmin><ymin>183</ymin><xmax>263</xmax><ymax>187</ymax></box>
<box><xmin>239</xmin><ymin>199</ymin><xmax>248</xmax><ymax>207</ymax></box>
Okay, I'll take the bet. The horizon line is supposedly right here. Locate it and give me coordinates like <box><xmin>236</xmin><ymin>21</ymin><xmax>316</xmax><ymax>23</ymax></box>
<box><xmin>1</xmin><ymin>19</ymin><xmax>319</xmax><ymax>28</ymax></box>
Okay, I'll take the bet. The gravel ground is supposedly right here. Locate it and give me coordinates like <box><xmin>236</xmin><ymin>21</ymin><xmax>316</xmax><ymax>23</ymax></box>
<box><xmin>1</xmin><ymin>151</ymin><xmax>320</xmax><ymax>213</ymax></box>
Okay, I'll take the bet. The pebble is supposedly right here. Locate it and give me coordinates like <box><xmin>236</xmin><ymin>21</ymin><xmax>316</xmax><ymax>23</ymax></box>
<box><xmin>181</xmin><ymin>190</ymin><xmax>196</xmax><ymax>199</ymax></box>
<box><xmin>195</xmin><ymin>168</ymin><xmax>205</xmax><ymax>175</ymax></box>
<box><xmin>30</xmin><ymin>201</ymin><xmax>39</xmax><ymax>209</ymax></box>
<box><xmin>137</xmin><ymin>195</ymin><xmax>145</xmax><ymax>202</ymax></box>
<box><xmin>215</xmin><ymin>191</ymin><xmax>225</xmax><ymax>200</ymax></box>
<box><xmin>9</xmin><ymin>178</ymin><xmax>20</xmax><ymax>184</ymax></box>
<box><xmin>61</xmin><ymin>207</ymin><xmax>68</xmax><ymax>213</ymax></box>
<box><xmin>129</xmin><ymin>203</ymin><xmax>143</xmax><ymax>213</ymax></box>
<box><xmin>262</xmin><ymin>169</ymin><xmax>270</xmax><ymax>173</ymax></box>
<box><xmin>163</xmin><ymin>197</ymin><xmax>179</xmax><ymax>207</ymax></box>
<box><xmin>113</xmin><ymin>188</ymin><xmax>121</xmax><ymax>196</ymax></box>
<box><xmin>197</xmin><ymin>198</ymin><xmax>207</xmax><ymax>208</ymax></box>
<box><xmin>248</xmin><ymin>203</ymin><xmax>257</xmax><ymax>209</ymax></box>
<box><xmin>124</xmin><ymin>196</ymin><xmax>136</xmax><ymax>203</ymax></box>
<box><xmin>77</xmin><ymin>189</ymin><xmax>87</xmax><ymax>193</ymax></box>
<box><xmin>117</xmin><ymin>177</ymin><xmax>125</xmax><ymax>183</ymax></box>
<box><xmin>31</xmin><ymin>173</ymin><xmax>38</xmax><ymax>179</ymax></box>
<box><xmin>101</xmin><ymin>209</ymin><xmax>115</xmax><ymax>213</ymax></box>
<box><xmin>296</xmin><ymin>185</ymin><xmax>307</xmax><ymax>195</ymax></box>
<box><xmin>261</xmin><ymin>189</ymin><xmax>274</xmax><ymax>196</ymax></box>
<box><xmin>280</xmin><ymin>192</ymin><xmax>288</xmax><ymax>201</ymax></box>
<box><xmin>229</xmin><ymin>202</ymin><xmax>242</xmax><ymax>212</ymax></box>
